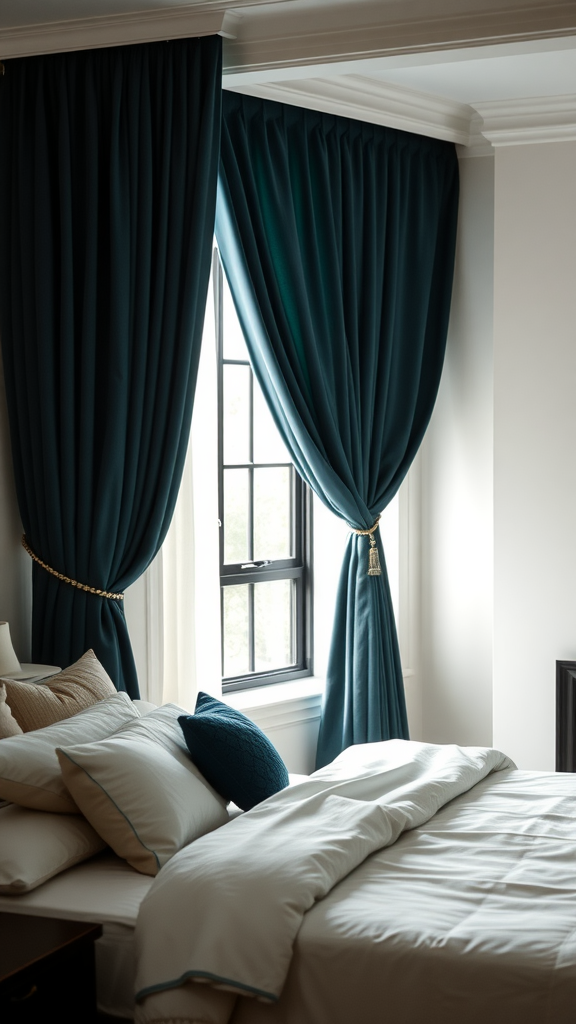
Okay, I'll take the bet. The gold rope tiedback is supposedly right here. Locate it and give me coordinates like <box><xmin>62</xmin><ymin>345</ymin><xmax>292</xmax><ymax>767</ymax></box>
<box><xmin>350</xmin><ymin>516</ymin><xmax>382</xmax><ymax>576</ymax></box>
<box><xmin>21</xmin><ymin>536</ymin><xmax>124</xmax><ymax>601</ymax></box>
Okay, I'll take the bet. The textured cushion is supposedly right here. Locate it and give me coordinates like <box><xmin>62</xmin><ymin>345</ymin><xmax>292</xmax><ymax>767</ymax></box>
<box><xmin>0</xmin><ymin>803</ymin><xmax>106</xmax><ymax>894</ymax></box>
<box><xmin>0</xmin><ymin>691</ymin><xmax>140</xmax><ymax>812</ymax></box>
<box><xmin>179</xmin><ymin>692</ymin><xmax>289</xmax><ymax>811</ymax></box>
<box><xmin>56</xmin><ymin>704</ymin><xmax>230</xmax><ymax>876</ymax></box>
<box><xmin>3</xmin><ymin>650</ymin><xmax>116</xmax><ymax>732</ymax></box>
<box><xmin>0</xmin><ymin>683</ymin><xmax>23</xmax><ymax>738</ymax></box>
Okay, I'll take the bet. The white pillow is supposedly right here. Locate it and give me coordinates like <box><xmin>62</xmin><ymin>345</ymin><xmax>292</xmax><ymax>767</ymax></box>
<box><xmin>0</xmin><ymin>691</ymin><xmax>140</xmax><ymax>812</ymax></box>
<box><xmin>131</xmin><ymin>699</ymin><xmax>158</xmax><ymax>715</ymax></box>
<box><xmin>56</xmin><ymin>704</ymin><xmax>229</xmax><ymax>876</ymax></box>
<box><xmin>0</xmin><ymin>803</ymin><xmax>106</xmax><ymax>894</ymax></box>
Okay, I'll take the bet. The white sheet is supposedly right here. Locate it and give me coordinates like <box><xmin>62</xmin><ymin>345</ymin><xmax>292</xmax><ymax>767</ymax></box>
<box><xmin>0</xmin><ymin>849</ymin><xmax>152</xmax><ymax>924</ymax></box>
<box><xmin>135</xmin><ymin>740</ymin><xmax>514</xmax><ymax>1023</ymax></box>
<box><xmin>0</xmin><ymin>851</ymin><xmax>152</xmax><ymax>1017</ymax></box>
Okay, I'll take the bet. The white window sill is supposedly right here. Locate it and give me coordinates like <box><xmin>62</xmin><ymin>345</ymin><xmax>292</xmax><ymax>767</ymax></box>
<box><xmin>224</xmin><ymin>669</ymin><xmax>416</xmax><ymax>737</ymax></box>
<box><xmin>225</xmin><ymin>670</ymin><xmax>416</xmax><ymax>716</ymax></box>
<box><xmin>225</xmin><ymin>677</ymin><xmax>324</xmax><ymax>733</ymax></box>
<box><xmin>226</xmin><ymin>676</ymin><xmax>324</xmax><ymax>713</ymax></box>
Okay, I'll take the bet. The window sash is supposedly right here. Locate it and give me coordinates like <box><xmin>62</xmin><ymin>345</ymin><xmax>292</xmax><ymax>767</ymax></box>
<box><xmin>214</xmin><ymin>248</ymin><xmax>312</xmax><ymax>690</ymax></box>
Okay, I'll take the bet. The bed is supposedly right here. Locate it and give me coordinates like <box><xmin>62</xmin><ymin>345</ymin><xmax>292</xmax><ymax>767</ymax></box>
<box><xmin>2</xmin><ymin>666</ymin><xmax>576</xmax><ymax>1024</ymax></box>
<box><xmin>133</xmin><ymin>740</ymin><xmax>576</xmax><ymax>1024</ymax></box>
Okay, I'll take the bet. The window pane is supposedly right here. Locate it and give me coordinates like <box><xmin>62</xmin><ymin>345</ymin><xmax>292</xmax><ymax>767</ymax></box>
<box><xmin>253</xmin><ymin>385</ymin><xmax>290</xmax><ymax>464</ymax></box>
<box><xmin>254</xmin><ymin>467</ymin><xmax>292</xmax><ymax>561</ymax></box>
<box><xmin>223</xmin><ymin>274</ymin><xmax>248</xmax><ymax>361</ymax></box>
<box><xmin>254</xmin><ymin>580</ymin><xmax>294</xmax><ymax>672</ymax></box>
<box><xmin>224</xmin><ymin>469</ymin><xmax>249</xmax><ymax>564</ymax></box>
<box><xmin>223</xmin><ymin>364</ymin><xmax>250</xmax><ymax>465</ymax></box>
<box><xmin>223</xmin><ymin>585</ymin><xmax>249</xmax><ymax>677</ymax></box>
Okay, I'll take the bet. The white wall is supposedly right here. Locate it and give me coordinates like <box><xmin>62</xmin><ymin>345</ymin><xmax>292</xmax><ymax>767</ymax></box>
<box><xmin>419</xmin><ymin>152</ymin><xmax>495</xmax><ymax>747</ymax></box>
<box><xmin>493</xmin><ymin>140</ymin><xmax>576</xmax><ymax>769</ymax></box>
<box><xmin>0</xmin><ymin>349</ymin><xmax>31</xmax><ymax>662</ymax></box>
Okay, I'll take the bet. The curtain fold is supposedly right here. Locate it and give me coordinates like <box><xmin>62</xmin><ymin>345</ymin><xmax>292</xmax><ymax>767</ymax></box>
<box><xmin>0</xmin><ymin>38</ymin><xmax>222</xmax><ymax>696</ymax></box>
<box><xmin>216</xmin><ymin>94</ymin><xmax>459</xmax><ymax>767</ymax></box>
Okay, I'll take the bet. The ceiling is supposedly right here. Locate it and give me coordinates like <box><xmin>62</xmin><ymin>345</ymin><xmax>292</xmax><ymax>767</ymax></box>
<box><xmin>2</xmin><ymin>0</ymin><xmax>576</xmax><ymax>147</ymax></box>
<box><xmin>368</xmin><ymin>46</ymin><xmax>576</xmax><ymax>104</ymax></box>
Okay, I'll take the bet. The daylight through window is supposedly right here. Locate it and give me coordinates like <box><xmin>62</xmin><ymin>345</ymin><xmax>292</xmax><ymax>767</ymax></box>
<box><xmin>214</xmin><ymin>250</ymin><xmax>312</xmax><ymax>691</ymax></box>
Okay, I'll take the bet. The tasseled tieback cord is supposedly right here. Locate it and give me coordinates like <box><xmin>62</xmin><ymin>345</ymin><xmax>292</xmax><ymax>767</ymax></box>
<box><xmin>350</xmin><ymin>516</ymin><xmax>382</xmax><ymax>576</ymax></box>
<box><xmin>21</xmin><ymin>535</ymin><xmax>124</xmax><ymax>601</ymax></box>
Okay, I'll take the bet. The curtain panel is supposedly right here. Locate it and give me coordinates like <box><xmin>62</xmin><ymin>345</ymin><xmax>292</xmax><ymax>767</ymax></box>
<box><xmin>0</xmin><ymin>38</ymin><xmax>222</xmax><ymax>696</ymax></box>
<box><xmin>216</xmin><ymin>93</ymin><xmax>459</xmax><ymax>766</ymax></box>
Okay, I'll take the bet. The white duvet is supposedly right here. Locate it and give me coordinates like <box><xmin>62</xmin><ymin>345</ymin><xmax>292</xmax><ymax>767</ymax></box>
<box><xmin>134</xmin><ymin>739</ymin><xmax>517</xmax><ymax>1023</ymax></box>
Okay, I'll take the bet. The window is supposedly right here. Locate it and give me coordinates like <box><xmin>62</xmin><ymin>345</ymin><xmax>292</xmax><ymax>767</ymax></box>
<box><xmin>213</xmin><ymin>250</ymin><xmax>312</xmax><ymax>692</ymax></box>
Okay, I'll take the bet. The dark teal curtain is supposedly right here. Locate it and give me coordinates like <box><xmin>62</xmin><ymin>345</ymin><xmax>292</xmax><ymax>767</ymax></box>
<box><xmin>216</xmin><ymin>94</ymin><xmax>459</xmax><ymax>767</ymax></box>
<box><xmin>0</xmin><ymin>38</ymin><xmax>222</xmax><ymax>696</ymax></box>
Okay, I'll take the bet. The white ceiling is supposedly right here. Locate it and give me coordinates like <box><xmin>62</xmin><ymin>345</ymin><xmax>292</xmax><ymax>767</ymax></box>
<box><xmin>368</xmin><ymin>47</ymin><xmax>576</xmax><ymax>105</ymax></box>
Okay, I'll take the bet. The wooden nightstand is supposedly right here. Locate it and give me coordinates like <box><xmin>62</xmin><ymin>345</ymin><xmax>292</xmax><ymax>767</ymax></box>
<box><xmin>0</xmin><ymin>912</ymin><xmax>102</xmax><ymax>1023</ymax></box>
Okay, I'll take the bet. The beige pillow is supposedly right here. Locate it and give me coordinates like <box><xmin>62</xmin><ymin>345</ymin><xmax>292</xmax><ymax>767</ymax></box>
<box><xmin>0</xmin><ymin>803</ymin><xmax>106</xmax><ymax>894</ymax></box>
<box><xmin>0</xmin><ymin>691</ymin><xmax>140</xmax><ymax>812</ymax></box>
<box><xmin>3</xmin><ymin>649</ymin><xmax>117</xmax><ymax>732</ymax></box>
<box><xmin>57</xmin><ymin>704</ymin><xmax>229</xmax><ymax>876</ymax></box>
<box><xmin>0</xmin><ymin>683</ymin><xmax>23</xmax><ymax>739</ymax></box>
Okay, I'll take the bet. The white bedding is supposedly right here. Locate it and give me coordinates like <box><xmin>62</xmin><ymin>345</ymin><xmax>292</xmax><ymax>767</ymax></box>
<box><xmin>134</xmin><ymin>740</ymin><xmax>520</xmax><ymax>1024</ymax></box>
<box><xmin>226</xmin><ymin>768</ymin><xmax>576</xmax><ymax>1024</ymax></box>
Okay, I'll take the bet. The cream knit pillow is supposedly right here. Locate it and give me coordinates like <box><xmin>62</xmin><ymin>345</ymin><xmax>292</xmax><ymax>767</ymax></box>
<box><xmin>3</xmin><ymin>650</ymin><xmax>116</xmax><ymax>732</ymax></box>
<box><xmin>0</xmin><ymin>683</ymin><xmax>23</xmax><ymax>739</ymax></box>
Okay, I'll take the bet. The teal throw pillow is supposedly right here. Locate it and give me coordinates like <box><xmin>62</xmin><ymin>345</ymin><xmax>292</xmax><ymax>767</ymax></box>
<box><xmin>178</xmin><ymin>692</ymin><xmax>289</xmax><ymax>812</ymax></box>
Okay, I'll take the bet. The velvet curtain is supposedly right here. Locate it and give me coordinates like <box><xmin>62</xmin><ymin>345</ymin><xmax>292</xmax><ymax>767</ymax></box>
<box><xmin>0</xmin><ymin>38</ymin><xmax>222</xmax><ymax>696</ymax></box>
<box><xmin>216</xmin><ymin>93</ymin><xmax>459</xmax><ymax>766</ymax></box>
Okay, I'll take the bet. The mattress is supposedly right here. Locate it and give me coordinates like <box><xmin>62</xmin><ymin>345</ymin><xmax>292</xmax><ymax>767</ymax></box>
<box><xmin>0</xmin><ymin>851</ymin><xmax>153</xmax><ymax>1017</ymax></box>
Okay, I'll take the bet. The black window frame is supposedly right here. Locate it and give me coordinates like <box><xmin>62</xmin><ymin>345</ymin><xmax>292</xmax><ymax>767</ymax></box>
<box><xmin>213</xmin><ymin>249</ymin><xmax>313</xmax><ymax>692</ymax></box>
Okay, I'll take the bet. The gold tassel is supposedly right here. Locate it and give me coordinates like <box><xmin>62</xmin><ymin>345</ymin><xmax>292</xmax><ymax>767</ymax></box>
<box><xmin>350</xmin><ymin>516</ymin><xmax>382</xmax><ymax>576</ymax></box>
<box><xmin>367</xmin><ymin>533</ymin><xmax>381</xmax><ymax>576</ymax></box>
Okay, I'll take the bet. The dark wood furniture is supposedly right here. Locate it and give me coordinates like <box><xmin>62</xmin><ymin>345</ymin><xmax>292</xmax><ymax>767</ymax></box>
<box><xmin>0</xmin><ymin>912</ymin><xmax>102</xmax><ymax>1023</ymax></box>
<box><xmin>556</xmin><ymin>660</ymin><xmax>576</xmax><ymax>771</ymax></box>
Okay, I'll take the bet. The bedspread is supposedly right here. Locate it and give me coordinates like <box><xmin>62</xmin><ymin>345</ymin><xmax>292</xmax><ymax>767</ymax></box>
<box><xmin>134</xmin><ymin>739</ymin><xmax>513</xmax><ymax>1023</ymax></box>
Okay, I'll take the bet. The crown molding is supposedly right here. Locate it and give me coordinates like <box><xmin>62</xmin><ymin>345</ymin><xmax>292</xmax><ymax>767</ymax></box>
<box><xmin>225</xmin><ymin>75</ymin><xmax>475</xmax><ymax>145</ymax></box>
<box><xmin>475</xmin><ymin>93</ymin><xmax>576</xmax><ymax>144</ymax></box>
<box><xmin>457</xmin><ymin>116</ymin><xmax>495</xmax><ymax>158</ymax></box>
<box><xmin>1</xmin><ymin>1</ymin><xmax>574</xmax><ymax>66</ymax></box>
<box><xmin>0</xmin><ymin>3</ymin><xmax>240</xmax><ymax>59</ymax></box>
<box><xmin>224</xmin><ymin>3</ymin><xmax>576</xmax><ymax>79</ymax></box>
